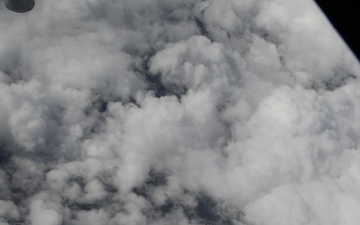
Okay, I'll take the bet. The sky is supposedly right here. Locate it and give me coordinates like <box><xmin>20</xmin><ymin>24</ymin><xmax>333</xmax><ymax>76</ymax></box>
<box><xmin>0</xmin><ymin>0</ymin><xmax>360</xmax><ymax>224</ymax></box>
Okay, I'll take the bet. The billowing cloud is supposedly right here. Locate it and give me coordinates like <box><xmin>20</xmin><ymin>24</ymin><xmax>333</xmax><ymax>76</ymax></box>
<box><xmin>0</xmin><ymin>0</ymin><xmax>360</xmax><ymax>224</ymax></box>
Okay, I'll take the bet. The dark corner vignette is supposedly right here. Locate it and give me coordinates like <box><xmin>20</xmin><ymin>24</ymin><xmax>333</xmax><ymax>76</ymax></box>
<box><xmin>314</xmin><ymin>0</ymin><xmax>360</xmax><ymax>61</ymax></box>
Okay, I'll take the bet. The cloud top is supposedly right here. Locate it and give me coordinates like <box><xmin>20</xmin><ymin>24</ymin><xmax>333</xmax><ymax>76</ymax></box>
<box><xmin>0</xmin><ymin>0</ymin><xmax>359</xmax><ymax>224</ymax></box>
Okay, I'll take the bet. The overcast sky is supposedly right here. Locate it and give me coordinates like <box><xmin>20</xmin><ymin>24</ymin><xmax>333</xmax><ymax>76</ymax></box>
<box><xmin>1</xmin><ymin>0</ymin><xmax>360</xmax><ymax>224</ymax></box>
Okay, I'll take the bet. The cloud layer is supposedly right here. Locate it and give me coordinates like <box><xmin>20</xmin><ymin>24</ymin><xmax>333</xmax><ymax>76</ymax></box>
<box><xmin>1</xmin><ymin>0</ymin><xmax>360</xmax><ymax>224</ymax></box>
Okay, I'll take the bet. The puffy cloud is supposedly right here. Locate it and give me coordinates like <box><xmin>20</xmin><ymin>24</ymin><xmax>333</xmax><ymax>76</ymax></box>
<box><xmin>0</xmin><ymin>0</ymin><xmax>360</xmax><ymax>225</ymax></box>
<box><xmin>0</xmin><ymin>200</ymin><xmax>19</xmax><ymax>221</ymax></box>
<box><xmin>29</xmin><ymin>194</ymin><xmax>63</xmax><ymax>225</ymax></box>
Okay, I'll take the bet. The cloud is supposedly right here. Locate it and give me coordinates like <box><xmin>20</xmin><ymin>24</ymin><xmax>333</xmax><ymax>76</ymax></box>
<box><xmin>0</xmin><ymin>200</ymin><xmax>19</xmax><ymax>221</ymax></box>
<box><xmin>0</xmin><ymin>0</ymin><xmax>360</xmax><ymax>224</ymax></box>
<box><xmin>29</xmin><ymin>196</ymin><xmax>63</xmax><ymax>225</ymax></box>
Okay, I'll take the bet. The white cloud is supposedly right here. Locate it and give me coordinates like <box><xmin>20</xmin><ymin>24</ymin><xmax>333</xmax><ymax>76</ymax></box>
<box><xmin>0</xmin><ymin>0</ymin><xmax>359</xmax><ymax>224</ymax></box>
<box><xmin>0</xmin><ymin>200</ymin><xmax>19</xmax><ymax>221</ymax></box>
<box><xmin>29</xmin><ymin>195</ymin><xmax>63</xmax><ymax>225</ymax></box>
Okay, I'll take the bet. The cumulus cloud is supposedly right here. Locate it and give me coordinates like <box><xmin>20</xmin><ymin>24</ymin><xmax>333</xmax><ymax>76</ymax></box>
<box><xmin>0</xmin><ymin>0</ymin><xmax>360</xmax><ymax>224</ymax></box>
